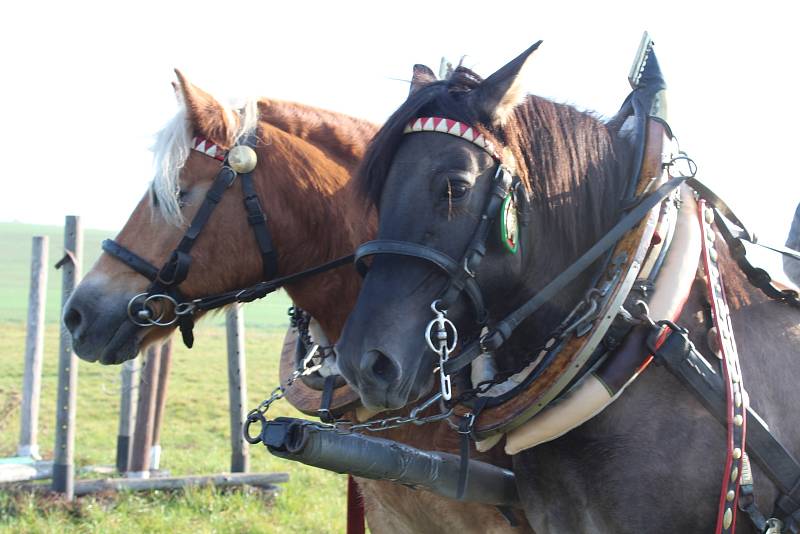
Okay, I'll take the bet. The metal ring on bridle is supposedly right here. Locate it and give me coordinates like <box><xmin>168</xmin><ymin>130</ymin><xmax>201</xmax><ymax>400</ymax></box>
<box><xmin>425</xmin><ymin>303</ymin><xmax>458</xmax><ymax>355</ymax></box>
<box><xmin>143</xmin><ymin>294</ymin><xmax>180</xmax><ymax>326</ymax></box>
<box><xmin>127</xmin><ymin>292</ymin><xmax>165</xmax><ymax>327</ymax></box>
<box><xmin>175</xmin><ymin>301</ymin><xmax>197</xmax><ymax>316</ymax></box>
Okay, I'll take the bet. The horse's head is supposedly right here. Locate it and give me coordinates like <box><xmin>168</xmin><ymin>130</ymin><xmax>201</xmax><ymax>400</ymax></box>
<box><xmin>335</xmin><ymin>45</ymin><xmax>542</xmax><ymax>410</ymax></box>
<box><xmin>337</xmin><ymin>43</ymin><xmax>630</xmax><ymax>411</ymax></box>
<box><xmin>65</xmin><ymin>71</ymin><xmax>372</xmax><ymax>364</ymax></box>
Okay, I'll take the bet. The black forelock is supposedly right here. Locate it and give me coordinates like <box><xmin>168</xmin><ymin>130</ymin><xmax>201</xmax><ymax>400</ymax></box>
<box><xmin>357</xmin><ymin>67</ymin><xmax>493</xmax><ymax>206</ymax></box>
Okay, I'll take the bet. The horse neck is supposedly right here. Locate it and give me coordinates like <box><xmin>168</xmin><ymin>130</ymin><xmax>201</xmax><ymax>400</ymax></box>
<box><xmin>253</xmin><ymin>107</ymin><xmax>377</xmax><ymax>340</ymax></box>
<box><xmin>508</xmin><ymin>98</ymin><xmax>632</xmax><ymax>345</ymax></box>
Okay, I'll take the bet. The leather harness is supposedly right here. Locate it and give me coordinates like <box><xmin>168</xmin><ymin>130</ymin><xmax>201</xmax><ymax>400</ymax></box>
<box><xmin>350</xmin><ymin>39</ymin><xmax>800</xmax><ymax>532</ymax></box>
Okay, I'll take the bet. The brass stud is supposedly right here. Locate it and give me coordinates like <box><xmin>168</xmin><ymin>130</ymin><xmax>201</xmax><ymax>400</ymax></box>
<box><xmin>733</xmin><ymin>448</ymin><xmax>742</xmax><ymax>460</ymax></box>
<box><xmin>734</xmin><ymin>414</ymin><xmax>744</xmax><ymax>427</ymax></box>
<box><xmin>731</xmin><ymin>466</ymin><xmax>739</xmax><ymax>483</ymax></box>
<box><xmin>228</xmin><ymin>145</ymin><xmax>258</xmax><ymax>173</ymax></box>
<box><xmin>704</xmin><ymin>207</ymin><xmax>715</xmax><ymax>224</ymax></box>
<box><xmin>709</xmin><ymin>247</ymin><xmax>718</xmax><ymax>262</ymax></box>
<box><xmin>723</xmin><ymin>508</ymin><xmax>733</xmax><ymax>529</ymax></box>
<box><xmin>726</xmin><ymin>490</ymin><xmax>735</xmax><ymax>502</ymax></box>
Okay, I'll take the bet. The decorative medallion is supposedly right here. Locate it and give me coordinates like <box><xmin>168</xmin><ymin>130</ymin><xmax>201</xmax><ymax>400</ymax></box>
<box><xmin>501</xmin><ymin>193</ymin><xmax>519</xmax><ymax>253</ymax></box>
<box><xmin>228</xmin><ymin>145</ymin><xmax>258</xmax><ymax>174</ymax></box>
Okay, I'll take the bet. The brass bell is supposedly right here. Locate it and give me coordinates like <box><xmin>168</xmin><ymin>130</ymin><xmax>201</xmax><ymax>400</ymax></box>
<box><xmin>228</xmin><ymin>145</ymin><xmax>258</xmax><ymax>174</ymax></box>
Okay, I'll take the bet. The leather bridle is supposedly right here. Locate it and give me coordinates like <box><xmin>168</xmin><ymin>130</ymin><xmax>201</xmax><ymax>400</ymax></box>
<box><xmin>355</xmin><ymin>162</ymin><xmax>517</xmax><ymax>325</ymax></box>
<box><xmin>103</xmin><ymin>133</ymin><xmax>352</xmax><ymax>347</ymax></box>
<box><xmin>353</xmin><ymin>116</ymin><xmax>688</xmax><ymax>399</ymax></box>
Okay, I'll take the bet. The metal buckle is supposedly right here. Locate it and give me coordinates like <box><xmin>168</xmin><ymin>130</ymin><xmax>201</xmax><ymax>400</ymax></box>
<box><xmin>425</xmin><ymin>300</ymin><xmax>458</xmax><ymax>401</ymax></box>
<box><xmin>457</xmin><ymin>412</ymin><xmax>475</xmax><ymax>434</ymax></box>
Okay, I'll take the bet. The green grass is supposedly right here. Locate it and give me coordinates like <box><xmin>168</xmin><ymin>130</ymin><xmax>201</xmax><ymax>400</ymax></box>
<box><xmin>0</xmin><ymin>324</ymin><xmax>348</xmax><ymax>533</ymax></box>
<box><xmin>0</xmin><ymin>223</ymin><xmax>347</xmax><ymax>533</ymax></box>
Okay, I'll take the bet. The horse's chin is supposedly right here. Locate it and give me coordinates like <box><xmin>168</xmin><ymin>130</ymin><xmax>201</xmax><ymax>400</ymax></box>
<box><xmin>72</xmin><ymin>319</ymin><xmax>141</xmax><ymax>366</ymax></box>
<box><xmin>358</xmin><ymin>372</ymin><xmax>434</xmax><ymax>413</ymax></box>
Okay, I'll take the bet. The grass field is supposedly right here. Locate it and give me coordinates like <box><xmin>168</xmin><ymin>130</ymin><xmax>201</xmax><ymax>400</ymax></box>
<box><xmin>0</xmin><ymin>223</ymin><xmax>347</xmax><ymax>533</ymax></box>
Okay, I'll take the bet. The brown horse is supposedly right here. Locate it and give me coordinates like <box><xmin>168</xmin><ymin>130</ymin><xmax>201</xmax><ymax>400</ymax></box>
<box><xmin>63</xmin><ymin>72</ymin><xmax>528</xmax><ymax>533</ymax></box>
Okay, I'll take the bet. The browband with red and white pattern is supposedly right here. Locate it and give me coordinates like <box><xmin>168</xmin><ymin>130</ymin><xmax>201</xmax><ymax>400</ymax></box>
<box><xmin>403</xmin><ymin>117</ymin><xmax>502</xmax><ymax>161</ymax></box>
<box><xmin>192</xmin><ymin>136</ymin><xmax>227</xmax><ymax>162</ymax></box>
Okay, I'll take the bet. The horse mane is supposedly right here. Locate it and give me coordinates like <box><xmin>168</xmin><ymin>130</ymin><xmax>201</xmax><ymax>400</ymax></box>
<box><xmin>357</xmin><ymin>66</ymin><xmax>631</xmax><ymax>261</ymax></box>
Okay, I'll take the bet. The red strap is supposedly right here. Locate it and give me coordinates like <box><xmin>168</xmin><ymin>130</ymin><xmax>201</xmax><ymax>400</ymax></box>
<box><xmin>699</xmin><ymin>200</ymin><xmax>748</xmax><ymax>534</ymax></box>
<box><xmin>346</xmin><ymin>475</ymin><xmax>365</xmax><ymax>534</ymax></box>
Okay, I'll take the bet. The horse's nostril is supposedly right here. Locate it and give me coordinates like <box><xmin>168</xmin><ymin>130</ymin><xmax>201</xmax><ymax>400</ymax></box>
<box><xmin>361</xmin><ymin>349</ymin><xmax>400</xmax><ymax>386</ymax></box>
<box><xmin>64</xmin><ymin>307</ymin><xmax>82</xmax><ymax>335</ymax></box>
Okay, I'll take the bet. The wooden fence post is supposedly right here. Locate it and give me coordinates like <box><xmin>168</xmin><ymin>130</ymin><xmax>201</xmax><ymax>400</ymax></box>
<box><xmin>116</xmin><ymin>355</ymin><xmax>140</xmax><ymax>473</ymax></box>
<box><xmin>150</xmin><ymin>338</ymin><xmax>173</xmax><ymax>470</ymax></box>
<box><xmin>226</xmin><ymin>305</ymin><xmax>249</xmax><ymax>473</ymax></box>
<box><xmin>128</xmin><ymin>344</ymin><xmax>161</xmax><ymax>478</ymax></box>
<box><xmin>53</xmin><ymin>216</ymin><xmax>82</xmax><ymax>499</ymax></box>
<box><xmin>18</xmin><ymin>236</ymin><xmax>48</xmax><ymax>459</ymax></box>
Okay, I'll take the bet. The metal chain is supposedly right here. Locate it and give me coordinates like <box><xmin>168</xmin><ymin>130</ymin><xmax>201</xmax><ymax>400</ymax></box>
<box><xmin>246</xmin><ymin>309</ymin><xmax>457</xmax><ymax>444</ymax></box>
<box><xmin>289</xmin><ymin>307</ymin><xmax>335</xmax><ymax>363</ymax></box>
<box><xmin>246</xmin><ymin>374</ymin><xmax>456</xmax><ymax>443</ymax></box>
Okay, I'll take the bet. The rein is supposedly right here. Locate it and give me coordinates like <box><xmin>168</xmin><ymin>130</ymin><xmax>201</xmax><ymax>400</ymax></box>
<box><xmin>103</xmin><ymin>134</ymin><xmax>353</xmax><ymax>347</ymax></box>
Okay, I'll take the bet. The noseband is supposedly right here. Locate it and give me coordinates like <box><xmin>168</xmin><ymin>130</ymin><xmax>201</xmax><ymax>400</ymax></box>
<box><xmin>103</xmin><ymin>133</ymin><xmax>352</xmax><ymax>347</ymax></box>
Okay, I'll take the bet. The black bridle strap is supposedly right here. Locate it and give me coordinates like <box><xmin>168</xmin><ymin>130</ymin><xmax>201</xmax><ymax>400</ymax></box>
<box><xmin>443</xmin><ymin>175</ymin><xmax>687</xmax><ymax>375</ymax></box>
<box><xmin>355</xmin><ymin>240</ymin><xmax>486</xmax><ymax>320</ymax></box>
<box><xmin>102</xmin><ymin>239</ymin><xmax>159</xmax><ymax>281</ymax></box>
<box><xmin>154</xmin><ymin>165</ymin><xmax>238</xmax><ymax>289</ymax></box>
<box><xmin>440</xmin><ymin>166</ymin><xmax>514</xmax><ymax>318</ymax></box>
<box><xmin>192</xmin><ymin>253</ymin><xmax>355</xmax><ymax>312</ymax></box>
<box><xmin>241</xmin><ymin>170</ymin><xmax>278</xmax><ymax>280</ymax></box>
<box><xmin>354</xmin><ymin>165</ymin><xmax>513</xmax><ymax>322</ymax></box>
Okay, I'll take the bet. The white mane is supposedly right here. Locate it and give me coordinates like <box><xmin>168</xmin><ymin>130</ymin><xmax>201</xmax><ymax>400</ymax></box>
<box><xmin>150</xmin><ymin>95</ymin><xmax>259</xmax><ymax>226</ymax></box>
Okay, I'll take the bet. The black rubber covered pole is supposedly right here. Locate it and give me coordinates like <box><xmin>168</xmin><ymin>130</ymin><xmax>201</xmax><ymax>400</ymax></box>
<box><xmin>261</xmin><ymin>417</ymin><xmax>519</xmax><ymax>508</ymax></box>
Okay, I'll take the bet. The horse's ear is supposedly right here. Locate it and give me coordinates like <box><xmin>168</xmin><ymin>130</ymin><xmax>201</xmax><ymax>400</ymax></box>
<box><xmin>173</xmin><ymin>69</ymin><xmax>234</xmax><ymax>146</ymax></box>
<box><xmin>409</xmin><ymin>64</ymin><xmax>437</xmax><ymax>96</ymax></box>
<box><xmin>469</xmin><ymin>40</ymin><xmax>542</xmax><ymax>126</ymax></box>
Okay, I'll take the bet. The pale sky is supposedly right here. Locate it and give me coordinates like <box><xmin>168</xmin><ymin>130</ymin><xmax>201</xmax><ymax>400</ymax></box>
<box><xmin>1</xmin><ymin>0</ymin><xmax>797</xmax><ymax>247</ymax></box>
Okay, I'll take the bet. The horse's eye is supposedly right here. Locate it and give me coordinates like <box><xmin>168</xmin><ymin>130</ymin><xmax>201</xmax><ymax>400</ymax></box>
<box><xmin>446</xmin><ymin>180</ymin><xmax>470</xmax><ymax>200</ymax></box>
<box><xmin>177</xmin><ymin>189</ymin><xmax>189</xmax><ymax>208</ymax></box>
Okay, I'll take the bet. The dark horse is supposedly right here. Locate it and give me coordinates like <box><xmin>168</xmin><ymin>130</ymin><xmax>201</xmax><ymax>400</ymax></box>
<box><xmin>336</xmin><ymin>42</ymin><xmax>800</xmax><ymax>532</ymax></box>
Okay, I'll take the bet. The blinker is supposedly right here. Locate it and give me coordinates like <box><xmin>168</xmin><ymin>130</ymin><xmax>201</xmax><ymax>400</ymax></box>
<box><xmin>228</xmin><ymin>145</ymin><xmax>258</xmax><ymax>174</ymax></box>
